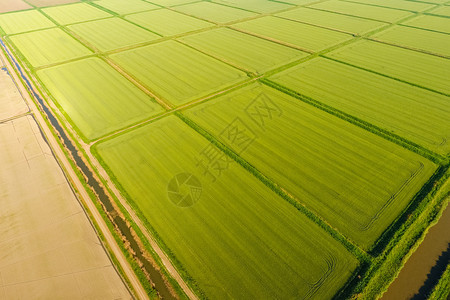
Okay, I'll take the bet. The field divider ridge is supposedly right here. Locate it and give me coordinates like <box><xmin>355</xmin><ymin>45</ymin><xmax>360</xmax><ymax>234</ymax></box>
<box><xmin>322</xmin><ymin>55</ymin><xmax>450</xmax><ymax>98</ymax></box>
<box><xmin>365</xmin><ymin>36</ymin><xmax>450</xmax><ymax>59</ymax></box>
<box><xmin>0</xmin><ymin>36</ymin><xmax>150</xmax><ymax>300</ymax></box>
<box><xmin>175</xmin><ymin>112</ymin><xmax>370</xmax><ymax>262</ymax></box>
<box><xmin>342</xmin><ymin>166</ymin><xmax>450</xmax><ymax>299</ymax></box>
<box><xmin>260</xmin><ymin>78</ymin><xmax>444</xmax><ymax>163</ymax></box>
<box><xmin>339</xmin><ymin>0</ymin><xmax>434</xmax><ymax>13</ymax></box>
<box><xmin>0</xmin><ymin>36</ymin><xmax>193</xmax><ymax>300</ymax></box>
<box><xmin>90</xmin><ymin>77</ymin><xmax>262</xmax><ymax>146</ymax></box>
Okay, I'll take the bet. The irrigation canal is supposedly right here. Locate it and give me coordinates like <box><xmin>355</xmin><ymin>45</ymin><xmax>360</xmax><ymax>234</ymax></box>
<box><xmin>0</xmin><ymin>38</ymin><xmax>176</xmax><ymax>300</ymax></box>
<box><xmin>382</xmin><ymin>203</ymin><xmax>450</xmax><ymax>299</ymax></box>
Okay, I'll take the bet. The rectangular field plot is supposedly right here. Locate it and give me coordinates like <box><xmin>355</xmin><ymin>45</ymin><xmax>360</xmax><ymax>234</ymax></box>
<box><xmin>268</xmin><ymin>58</ymin><xmax>450</xmax><ymax>155</ymax></box>
<box><xmin>280</xmin><ymin>0</ymin><xmax>319</xmax><ymax>3</ymax></box>
<box><xmin>373</xmin><ymin>25</ymin><xmax>450</xmax><ymax>57</ymax></box>
<box><xmin>173</xmin><ymin>2</ymin><xmax>257</xmax><ymax>24</ymax></box>
<box><xmin>94</xmin><ymin>115</ymin><xmax>358</xmax><ymax>299</ymax></box>
<box><xmin>110</xmin><ymin>40</ymin><xmax>247</xmax><ymax>106</ymax></box>
<box><xmin>42</xmin><ymin>3</ymin><xmax>112</xmax><ymax>25</ymax></box>
<box><xmin>0</xmin><ymin>10</ymin><xmax>54</xmax><ymax>35</ymax></box>
<box><xmin>231</xmin><ymin>16</ymin><xmax>352</xmax><ymax>52</ymax></box>
<box><xmin>327</xmin><ymin>40</ymin><xmax>450</xmax><ymax>95</ymax></box>
<box><xmin>0</xmin><ymin>0</ymin><xmax>31</xmax><ymax>14</ymax></box>
<box><xmin>428</xmin><ymin>5</ymin><xmax>450</xmax><ymax>17</ymax></box>
<box><xmin>277</xmin><ymin>7</ymin><xmax>387</xmax><ymax>35</ymax></box>
<box><xmin>68</xmin><ymin>18</ymin><xmax>160</xmax><ymax>52</ymax></box>
<box><xmin>93</xmin><ymin>0</ymin><xmax>159</xmax><ymax>15</ymax></box>
<box><xmin>37</xmin><ymin>58</ymin><xmax>164</xmax><ymax>141</ymax></box>
<box><xmin>212</xmin><ymin>0</ymin><xmax>293</xmax><ymax>13</ymax></box>
<box><xmin>0</xmin><ymin>62</ymin><xmax>28</xmax><ymax>121</ymax></box>
<box><xmin>0</xmin><ymin>115</ymin><xmax>130</xmax><ymax>299</ymax></box>
<box><xmin>341</xmin><ymin>0</ymin><xmax>435</xmax><ymax>12</ymax></box>
<box><xmin>308</xmin><ymin>0</ymin><xmax>413</xmax><ymax>22</ymax></box>
<box><xmin>183</xmin><ymin>83</ymin><xmax>437</xmax><ymax>248</ymax></box>
<box><xmin>178</xmin><ymin>28</ymin><xmax>308</xmax><ymax>74</ymax></box>
<box><xmin>402</xmin><ymin>15</ymin><xmax>450</xmax><ymax>34</ymax></box>
<box><xmin>125</xmin><ymin>9</ymin><xmax>214</xmax><ymax>37</ymax></box>
<box><xmin>9</xmin><ymin>28</ymin><xmax>92</xmax><ymax>67</ymax></box>
<box><xmin>146</xmin><ymin>0</ymin><xmax>196</xmax><ymax>6</ymax></box>
<box><xmin>27</xmin><ymin>0</ymin><xmax>81</xmax><ymax>6</ymax></box>
<box><xmin>413</xmin><ymin>0</ymin><xmax>448</xmax><ymax>3</ymax></box>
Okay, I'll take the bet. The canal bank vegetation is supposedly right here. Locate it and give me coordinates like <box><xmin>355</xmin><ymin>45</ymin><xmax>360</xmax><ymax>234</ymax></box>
<box><xmin>355</xmin><ymin>167</ymin><xmax>449</xmax><ymax>299</ymax></box>
<box><xmin>429</xmin><ymin>264</ymin><xmax>450</xmax><ymax>300</ymax></box>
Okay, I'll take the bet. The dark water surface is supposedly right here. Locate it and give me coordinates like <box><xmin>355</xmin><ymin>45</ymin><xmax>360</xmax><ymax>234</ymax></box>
<box><xmin>381</xmin><ymin>204</ymin><xmax>450</xmax><ymax>300</ymax></box>
<box><xmin>0</xmin><ymin>38</ymin><xmax>175</xmax><ymax>299</ymax></box>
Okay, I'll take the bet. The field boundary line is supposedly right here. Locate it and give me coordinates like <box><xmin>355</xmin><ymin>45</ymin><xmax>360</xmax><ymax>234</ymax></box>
<box><xmin>398</xmin><ymin>22</ymin><xmax>450</xmax><ymax>35</ymax></box>
<box><xmin>322</xmin><ymin>55</ymin><xmax>450</xmax><ymax>98</ymax></box>
<box><xmin>360</xmin><ymin>162</ymin><xmax>425</xmax><ymax>231</ymax></box>
<box><xmin>0</xmin><ymin>36</ymin><xmax>187</xmax><ymax>300</ymax></box>
<box><xmin>0</xmin><ymin>40</ymin><xmax>145</xmax><ymax>300</ymax></box>
<box><xmin>366</xmin><ymin>36</ymin><xmax>450</xmax><ymax>59</ymax></box>
<box><xmin>303</xmin><ymin>6</ymin><xmax>405</xmax><ymax>23</ymax></box>
<box><xmin>102</xmin><ymin>56</ymin><xmax>173</xmax><ymax>110</ymax></box>
<box><xmin>273</xmin><ymin>12</ymin><xmax>388</xmax><ymax>36</ymax></box>
<box><xmin>339</xmin><ymin>0</ymin><xmax>434</xmax><ymax>13</ymax></box>
<box><xmin>176</xmin><ymin>112</ymin><xmax>369</xmax><ymax>262</ymax></box>
<box><xmin>356</xmin><ymin>168</ymin><xmax>449</xmax><ymax>299</ymax></box>
<box><xmin>261</xmin><ymin>78</ymin><xmax>444</xmax><ymax>163</ymax></box>
<box><xmin>0</xmin><ymin>111</ymin><xmax>31</xmax><ymax>123</ymax></box>
<box><xmin>91</xmin><ymin>77</ymin><xmax>261</xmax><ymax>146</ymax></box>
<box><xmin>175</xmin><ymin>39</ymin><xmax>255</xmax><ymax>76</ymax></box>
<box><xmin>89</xmin><ymin>143</ymin><xmax>202</xmax><ymax>300</ymax></box>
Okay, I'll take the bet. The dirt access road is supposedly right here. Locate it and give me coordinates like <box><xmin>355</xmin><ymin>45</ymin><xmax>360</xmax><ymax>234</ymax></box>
<box><xmin>0</xmin><ymin>43</ymin><xmax>149</xmax><ymax>300</ymax></box>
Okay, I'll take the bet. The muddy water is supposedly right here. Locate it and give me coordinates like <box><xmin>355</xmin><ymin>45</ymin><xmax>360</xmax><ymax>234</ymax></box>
<box><xmin>0</xmin><ymin>39</ymin><xmax>176</xmax><ymax>300</ymax></box>
<box><xmin>381</xmin><ymin>203</ymin><xmax>450</xmax><ymax>300</ymax></box>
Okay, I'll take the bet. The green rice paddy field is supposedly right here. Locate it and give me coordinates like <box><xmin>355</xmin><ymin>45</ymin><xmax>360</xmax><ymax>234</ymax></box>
<box><xmin>1</xmin><ymin>0</ymin><xmax>449</xmax><ymax>298</ymax></box>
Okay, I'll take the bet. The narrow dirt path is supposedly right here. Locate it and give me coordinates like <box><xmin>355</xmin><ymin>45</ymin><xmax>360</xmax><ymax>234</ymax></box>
<box><xmin>0</xmin><ymin>44</ymin><xmax>149</xmax><ymax>300</ymax></box>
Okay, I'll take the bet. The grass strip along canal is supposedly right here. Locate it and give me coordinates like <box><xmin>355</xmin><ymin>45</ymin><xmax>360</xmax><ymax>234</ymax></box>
<box><xmin>0</xmin><ymin>37</ymin><xmax>178</xmax><ymax>300</ymax></box>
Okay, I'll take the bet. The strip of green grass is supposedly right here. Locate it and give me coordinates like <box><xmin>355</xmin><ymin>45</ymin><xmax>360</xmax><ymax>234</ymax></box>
<box><xmin>429</xmin><ymin>263</ymin><xmax>450</xmax><ymax>300</ymax></box>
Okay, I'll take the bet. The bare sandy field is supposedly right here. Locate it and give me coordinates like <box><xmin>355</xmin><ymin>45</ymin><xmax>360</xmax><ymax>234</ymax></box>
<box><xmin>0</xmin><ymin>115</ymin><xmax>131</xmax><ymax>299</ymax></box>
<box><xmin>0</xmin><ymin>0</ymin><xmax>32</xmax><ymax>13</ymax></box>
<box><xmin>0</xmin><ymin>57</ymin><xmax>28</xmax><ymax>121</ymax></box>
<box><xmin>27</xmin><ymin>0</ymin><xmax>81</xmax><ymax>7</ymax></box>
